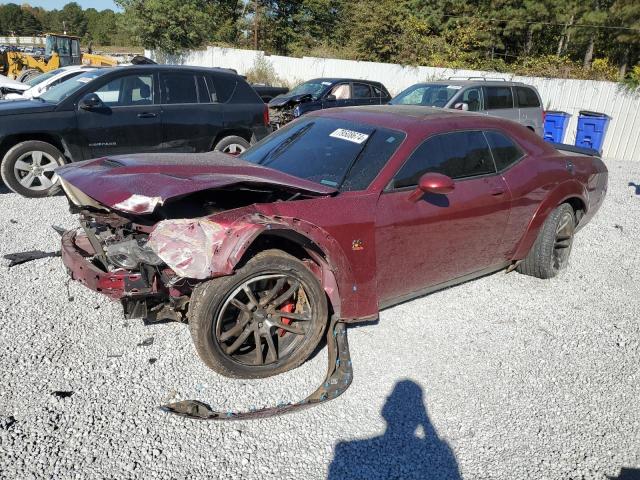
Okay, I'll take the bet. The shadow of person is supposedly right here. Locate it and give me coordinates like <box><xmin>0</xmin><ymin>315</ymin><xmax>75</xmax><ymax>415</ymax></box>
<box><xmin>328</xmin><ymin>380</ymin><xmax>461</xmax><ymax>480</ymax></box>
<box><xmin>629</xmin><ymin>182</ymin><xmax>640</xmax><ymax>196</ymax></box>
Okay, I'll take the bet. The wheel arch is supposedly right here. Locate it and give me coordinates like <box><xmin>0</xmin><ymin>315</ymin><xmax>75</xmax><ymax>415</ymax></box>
<box><xmin>512</xmin><ymin>180</ymin><xmax>588</xmax><ymax>260</ymax></box>
<box><xmin>209</xmin><ymin>129</ymin><xmax>254</xmax><ymax>150</ymax></box>
<box><xmin>0</xmin><ymin>133</ymin><xmax>73</xmax><ymax>164</ymax></box>
<box><xmin>229</xmin><ymin>225</ymin><xmax>354</xmax><ymax>320</ymax></box>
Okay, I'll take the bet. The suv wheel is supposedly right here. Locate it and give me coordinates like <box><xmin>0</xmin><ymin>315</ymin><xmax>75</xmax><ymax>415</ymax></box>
<box><xmin>214</xmin><ymin>136</ymin><xmax>250</xmax><ymax>155</ymax></box>
<box><xmin>0</xmin><ymin>141</ymin><xmax>65</xmax><ymax>198</ymax></box>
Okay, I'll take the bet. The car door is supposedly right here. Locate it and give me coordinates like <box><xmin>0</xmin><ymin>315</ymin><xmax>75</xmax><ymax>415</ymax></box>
<box><xmin>159</xmin><ymin>71</ymin><xmax>224</xmax><ymax>152</ymax></box>
<box><xmin>75</xmin><ymin>72</ymin><xmax>161</xmax><ymax>158</ymax></box>
<box><xmin>514</xmin><ymin>86</ymin><xmax>543</xmax><ymax>135</ymax></box>
<box><xmin>483</xmin><ymin>86</ymin><xmax>519</xmax><ymax>123</ymax></box>
<box><xmin>375</xmin><ymin>130</ymin><xmax>512</xmax><ymax>305</ymax></box>
<box><xmin>352</xmin><ymin>82</ymin><xmax>375</xmax><ymax>106</ymax></box>
<box><xmin>322</xmin><ymin>82</ymin><xmax>353</xmax><ymax>109</ymax></box>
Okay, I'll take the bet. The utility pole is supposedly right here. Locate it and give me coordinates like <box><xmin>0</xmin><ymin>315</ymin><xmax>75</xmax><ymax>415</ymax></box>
<box><xmin>253</xmin><ymin>0</ymin><xmax>259</xmax><ymax>50</ymax></box>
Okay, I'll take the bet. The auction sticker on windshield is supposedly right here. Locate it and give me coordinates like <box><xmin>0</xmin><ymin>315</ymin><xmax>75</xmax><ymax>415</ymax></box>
<box><xmin>330</xmin><ymin>128</ymin><xmax>369</xmax><ymax>144</ymax></box>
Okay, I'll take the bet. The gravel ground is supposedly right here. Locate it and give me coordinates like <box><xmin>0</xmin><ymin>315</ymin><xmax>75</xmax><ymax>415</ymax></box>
<box><xmin>0</xmin><ymin>160</ymin><xmax>639</xmax><ymax>480</ymax></box>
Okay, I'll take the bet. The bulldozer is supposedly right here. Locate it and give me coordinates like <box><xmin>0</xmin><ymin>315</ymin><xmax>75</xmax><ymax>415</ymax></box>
<box><xmin>1</xmin><ymin>33</ymin><xmax>117</xmax><ymax>82</ymax></box>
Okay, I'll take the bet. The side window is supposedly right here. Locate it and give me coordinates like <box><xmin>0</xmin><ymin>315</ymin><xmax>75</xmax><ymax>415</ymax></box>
<box><xmin>485</xmin><ymin>131</ymin><xmax>525</xmax><ymax>171</ymax></box>
<box><xmin>330</xmin><ymin>83</ymin><xmax>351</xmax><ymax>99</ymax></box>
<box><xmin>514</xmin><ymin>87</ymin><xmax>541</xmax><ymax>108</ymax></box>
<box><xmin>393</xmin><ymin>131</ymin><xmax>495</xmax><ymax>188</ymax></box>
<box><xmin>352</xmin><ymin>83</ymin><xmax>372</xmax><ymax>99</ymax></box>
<box><xmin>92</xmin><ymin>74</ymin><xmax>153</xmax><ymax>106</ymax></box>
<box><xmin>372</xmin><ymin>85</ymin><xmax>384</xmax><ymax>97</ymax></box>
<box><xmin>209</xmin><ymin>74</ymin><xmax>235</xmax><ymax>103</ymax></box>
<box><xmin>160</xmin><ymin>73</ymin><xmax>198</xmax><ymax>104</ymax></box>
<box><xmin>484</xmin><ymin>86</ymin><xmax>513</xmax><ymax>110</ymax></box>
<box><xmin>460</xmin><ymin>87</ymin><xmax>482</xmax><ymax>111</ymax></box>
<box><xmin>342</xmin><ymin>130</ymin><xmax>406</xmax><ymax>191</ymax></box>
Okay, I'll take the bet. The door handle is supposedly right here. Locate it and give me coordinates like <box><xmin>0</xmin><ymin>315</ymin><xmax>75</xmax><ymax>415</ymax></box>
<box><xmin>137</xmin><ymin>112</ymin><xmax>157</xmax><ymax>118</ymax></box>
<box><xmin>490</xmin><ymin>187</ymin><xmax>505</xmax><ymax>196</ymax></box>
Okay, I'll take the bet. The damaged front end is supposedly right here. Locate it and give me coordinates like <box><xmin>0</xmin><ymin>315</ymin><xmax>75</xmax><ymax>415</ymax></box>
<box><xmin>268</xmin><ymin>93</ymin><xmax>313</xmax><ymax>129</ymax></box>
<box><xmin>61</xmin><ymin>208</ymin><xmax>191</xmax><ymax>322</ymax></box>
<box><xmin>56</xmin><ymin>153</ymin><xmax>337</xmax><ymax>323</ymax></box>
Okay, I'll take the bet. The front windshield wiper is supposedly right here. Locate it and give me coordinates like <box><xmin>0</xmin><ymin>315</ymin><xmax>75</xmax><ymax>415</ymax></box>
<box><xmin>259</xmin><ymin>123</ymin><xmax>314</xmax><ymax>167</ymax></box>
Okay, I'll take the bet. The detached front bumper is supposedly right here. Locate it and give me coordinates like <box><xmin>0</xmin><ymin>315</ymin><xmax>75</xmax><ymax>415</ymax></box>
<box><xmin>61</xmin><ymin>230</ymin><xmax>154</xmax><ymax>300</ymax></box>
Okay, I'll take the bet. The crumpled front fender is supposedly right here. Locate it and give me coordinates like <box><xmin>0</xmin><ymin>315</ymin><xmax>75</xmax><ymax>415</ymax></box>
<box><xmin>147</xmin><ymin>211</ymin><xmax>356</xmax><ymax>318</ymax></box>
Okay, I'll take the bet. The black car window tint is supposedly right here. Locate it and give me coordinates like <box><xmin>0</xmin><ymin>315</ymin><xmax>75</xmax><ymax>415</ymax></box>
<box><xmin>231</xmin><ymin>78</ymin><xmax>262</xmax><ymax>103</ymax></box>
<box><xmin>393</xmin><ymin>131</ymin><xmax>496</xmax><ymax>188</ymax></box>
<box><xmin>484</xmin><ymin>131</ymin><xmax>525</xmax><ymax>171</ymax></box>
<box><xmin>161</xmin><ymin>73</ymin><xmax>198</xmax><ymax>104</ymax></box>
<box><xmin>514</xmin><ymin>87</ymin><xmax>540</xmax><ymax>108</ymax></box>
<box><xmin>484</xmin><ymin>86</ymin><xmax>513</xmax><ymax>110</ymax></box>
<box><xmin>372</xmin><ymin>85</ymin><xmax>383</xmax><ymax>97</ymax></box>
<box><xmin>353</xmin><ymin>83</ymin><xmax>372</xmax><ymax>99</ymax></box>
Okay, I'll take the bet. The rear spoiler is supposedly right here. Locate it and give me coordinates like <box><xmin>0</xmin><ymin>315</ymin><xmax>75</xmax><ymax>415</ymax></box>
<box><xmin>550</xmin><ymin>142</ymin><xmax>600</xmax><ymax>158</ymax></box>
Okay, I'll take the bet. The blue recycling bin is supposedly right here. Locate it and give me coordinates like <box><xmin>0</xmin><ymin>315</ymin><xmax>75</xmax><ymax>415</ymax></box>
<box><xmin>543</xmin><ymin>111</ymin><xmax>571</xmax><ymax>144</ymax></box>
<box><xmin>575</xmin><ymin>110</ymin><xmax>610</xmax><ymax>153</ymax></box>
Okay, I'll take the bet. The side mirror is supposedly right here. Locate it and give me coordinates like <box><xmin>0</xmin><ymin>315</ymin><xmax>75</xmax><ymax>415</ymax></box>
<box><xmin>79</xmin><ymin>93</ymin><xmax>104</xmax><ymax>110</ymax></box>
<box><xmin>408</xmin><ymin>173</ymin><xmax>455</xmax><ymax>202</ymax></box>
<box><xmin>325</xmin><ymin>94</ymin><xmax>337</xmax><ymax>102</ymax></box>
<box><xmin>454</xmin><ymin>102</ymin><xmax>469</xmax><ymax>111</ymax></box>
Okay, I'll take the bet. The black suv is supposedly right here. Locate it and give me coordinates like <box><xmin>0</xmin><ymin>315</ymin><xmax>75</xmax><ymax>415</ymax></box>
<box><xmin>0</xmin><ymin>65</ymin><xmax>270</xmax><ymax>197</ymax></box>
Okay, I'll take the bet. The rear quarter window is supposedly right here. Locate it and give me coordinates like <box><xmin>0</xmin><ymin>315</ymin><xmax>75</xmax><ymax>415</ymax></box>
<box><xmin>485</xmin><ymin>131</ymin><xmax>525</xmax><ymax>171</ymax></box>
<box><xmin>230</xmin><ymin>77</ymin><xmax>262</xmax><ymax>104</ymax></box>
<box><xmin>209</xmin><ymin>73</ymin><xmax>237</xmax><ymax>103</ymax></box>
<box><xmin>514</xmin><ymin>87</ymin><xmax>541</xmax><ymax>108</ymax></box>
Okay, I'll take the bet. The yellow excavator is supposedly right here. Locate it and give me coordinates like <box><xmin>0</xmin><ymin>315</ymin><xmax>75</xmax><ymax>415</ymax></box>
<box><xmin>1</xmin><ymin>33</ymin><xmax>117</xmax><ymax>82</ymax></box>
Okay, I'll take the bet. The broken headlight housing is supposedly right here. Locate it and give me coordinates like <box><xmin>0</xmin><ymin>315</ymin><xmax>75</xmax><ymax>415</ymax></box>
<box><xmin>104</xmin><ymin>239</ymin><xmax>164</xmax><ymax>270</ymax></box>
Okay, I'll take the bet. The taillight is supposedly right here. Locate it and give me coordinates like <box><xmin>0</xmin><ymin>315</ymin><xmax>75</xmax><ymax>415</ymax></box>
<box><xmin>263</xmin><ymin>104</ymin><xmax>269</xmax><ymax>126</ymax></box>
<box><xmin>542</xmin><ymin>110</ymin><xmax>547</xmax><ymax>124</ymax></box>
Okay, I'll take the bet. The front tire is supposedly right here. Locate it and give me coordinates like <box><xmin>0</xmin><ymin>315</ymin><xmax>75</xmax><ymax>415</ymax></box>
<box><xmin>517</xmin><ymin>203</ymin><xmax>576</xmax><ymax>279</ymax></box>
<box><xmin>188</xmin><ymin>250</ymin><xmax>328</xmax><ymax>378</ymax></box>
<box><xmin>213</xmin><ymin>135</ymin><xmax>250</xmax><ymax>155</ymax></box>
<box><xmin>0</xmin><ymin>141</ymin><xmax>65</xmax><ymax>198</ymax></box>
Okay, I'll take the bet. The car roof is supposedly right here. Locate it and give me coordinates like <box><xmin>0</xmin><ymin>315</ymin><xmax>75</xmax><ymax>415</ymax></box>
<box><xmin>107</xmin><ymin>64</ymin><xmax>241</xmax><ymax>77</ymax></box>
<box><xmin>307</xmin><ymin>77</ymin><xmax>385</xmax><ymax>87</ymax></box>
<box><xmin>408</xmin><ymin>79</ymin><xmax>537</xmax><ymax>88</ymax></box>
<box><xmin>308</xmin><ymin>104</ymin><xmax>524</xmax><ymax>133</ymax></box>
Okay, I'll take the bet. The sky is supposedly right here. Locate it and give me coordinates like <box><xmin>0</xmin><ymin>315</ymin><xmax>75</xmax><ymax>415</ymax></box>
<box><xmin>5</xmin><ymin>0</ymin><xmax>121</xmax><ymax>10</ymax></box>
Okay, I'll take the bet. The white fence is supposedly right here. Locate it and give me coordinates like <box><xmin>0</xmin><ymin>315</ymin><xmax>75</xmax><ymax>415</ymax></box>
<box><xmin>0</xmin><ymin>36</ymin><xmax>45</xmax><ymax>45</ymax></box>
<box><xmin>146</xmin><ymin>46</ymin><xmax>640</xmax><ymax>162</ymax></box>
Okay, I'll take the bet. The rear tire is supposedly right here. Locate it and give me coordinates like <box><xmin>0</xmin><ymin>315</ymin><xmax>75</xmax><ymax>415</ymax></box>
<box><xmin>188</xmin><ymin>250</ymin><xmax>328</xmax><ymax>379</ymax></box>
<box><xmin>17</xmin><ymin>68</ymin><xmax>42</xmax><ymax>83</ymax></box>
<box><xmin>213</xmin><ymin>135</ymin><xmax>250</xmax><ymax>155</ymax></box>
<box><xmin>517</xmin><ymin>203</ymin><xmax>576</xmax><ymax>279</ymax></box>
<box><xmin>0</xmin><ymin>141</ymin><xmax>65</xmax><ymax>198</ymax></box>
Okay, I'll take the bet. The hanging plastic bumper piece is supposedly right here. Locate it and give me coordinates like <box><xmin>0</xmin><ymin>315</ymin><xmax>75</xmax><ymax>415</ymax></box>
<box><xmin>160</xmin><ymin>317</ymin><xmax>352</xmax><ymax>420</ymax></box>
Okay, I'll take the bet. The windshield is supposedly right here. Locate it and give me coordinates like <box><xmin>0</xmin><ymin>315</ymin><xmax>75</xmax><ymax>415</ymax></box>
<box><xmin>25</xmin><ymin>70</ymin><xmax>58</xmax><ymax>87</ymax></box>
<box><xmin>240</xmin><ymin>117</ymin><xmax>405</xmax><ymax>191</ymax></box>
<box><xmin>39</xmin><ymin>69</ymin><xmax>107</xmax><ymax>104</ymax></box>
<box><xmin>390</xmin><ymin>84</ymin><xmax>461</xmax><ymax>107</ymax></box>
<box><xmin>286</xmin><ymin>80</ymin><xmax>331</xmax><ymax>100</ymax></box>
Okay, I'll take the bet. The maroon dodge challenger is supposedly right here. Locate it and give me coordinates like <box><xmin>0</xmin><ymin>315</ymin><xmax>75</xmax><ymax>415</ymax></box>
<box><xmin>57</xmin><ymin>106</ymin><xmax>607</xmax><ymax>379</ymax></box>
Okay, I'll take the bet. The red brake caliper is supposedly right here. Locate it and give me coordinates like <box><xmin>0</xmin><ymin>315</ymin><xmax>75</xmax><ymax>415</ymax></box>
<box><xmin>278</xmin><ymin>302</ymin><xmax>295</xmax><ymax>337</ymax></box>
